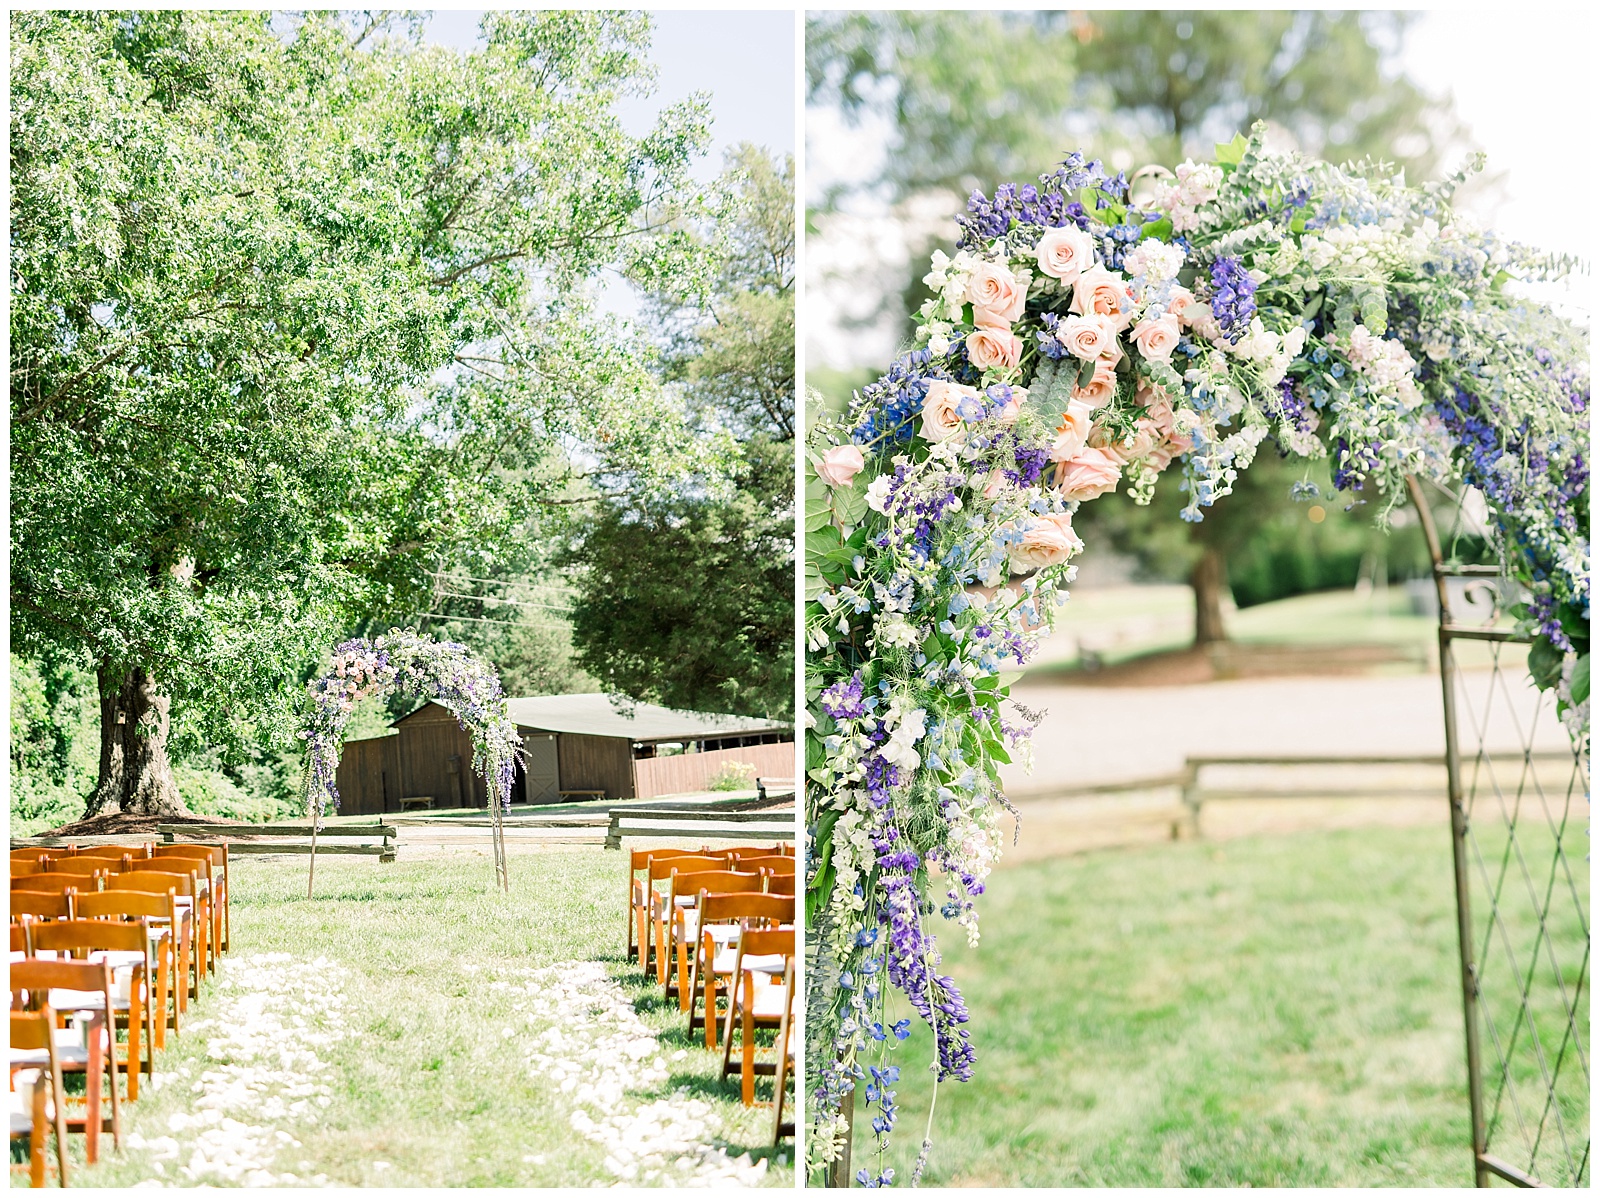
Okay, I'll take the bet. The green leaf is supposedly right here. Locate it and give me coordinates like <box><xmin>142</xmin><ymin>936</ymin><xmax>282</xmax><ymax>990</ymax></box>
<box><xmin>1571</xmin><ymin>653</ymin><xmax>1590</xmax><ymax>706</ymax></box>
<box><xmin>1076</xmin><ymin>355</ymin><xmax>1098</xmax><ymax>388</ymax></box>
<box><xmin>1528</xmin><ymin>636</ymin><xmax>1565</xmax><ymax>692</ymax></box>
<box><xmin>1214</xmin><ymin>133</ymin><xmax>1249</xmax><ymax>166</ymax></box>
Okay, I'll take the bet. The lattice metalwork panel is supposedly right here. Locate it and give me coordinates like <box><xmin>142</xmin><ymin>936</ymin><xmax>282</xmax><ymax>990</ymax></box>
<box><xmin>1414</xmin><ymin>476</ymin><xmax>1590</xmax><ymax>1186</ymax></box>
<box><xmin>1447</xmin><ymin>641</ymin><xmax>1589</xmax><ymax>1187</ymax></box>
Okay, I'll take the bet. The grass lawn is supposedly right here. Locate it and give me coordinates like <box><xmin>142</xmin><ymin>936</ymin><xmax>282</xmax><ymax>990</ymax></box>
<box><xmin>850</xmin><ymin>822</ymin><xmax>1585</xmax><ymax>1187</ymax></box>
<box><xmin>79</xmin><ymin>849</ymin><xmax>792</xmax><ymax>1187</ymax></box>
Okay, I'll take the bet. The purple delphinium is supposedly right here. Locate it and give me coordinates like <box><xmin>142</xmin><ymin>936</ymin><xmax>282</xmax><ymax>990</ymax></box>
<box><xmin>1208</xmin><ymin>256</ymin><xmax>1257</xmax><ymax>343</ymax></box>
<box><xmin>821</xmin><ymin>672</ymin><xmax>869</xmax><ymax>721</ymax></box>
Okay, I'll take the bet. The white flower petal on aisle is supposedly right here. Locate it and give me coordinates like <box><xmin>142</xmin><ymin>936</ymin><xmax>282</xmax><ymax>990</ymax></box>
<box><xmin>489</xmin><ymin>961</ymin><xmax>771</xmax><ymax>1187</ymax></box>
<box><xmin>125</xmin><ymin>953</ymin><xmax>349</xmax><ymax>1187</ymax></box>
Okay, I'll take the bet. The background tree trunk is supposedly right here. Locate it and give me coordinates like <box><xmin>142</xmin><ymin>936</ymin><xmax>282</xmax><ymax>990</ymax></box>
<box><xmin>1189</xmin><ymin>546</ymin><xmax>1230</xmax><ymax>647</ymax></box>
<box><xmin>86</xmin><ymin>661</ymin><xmax>190</xmax><ymax>818</ymax></box>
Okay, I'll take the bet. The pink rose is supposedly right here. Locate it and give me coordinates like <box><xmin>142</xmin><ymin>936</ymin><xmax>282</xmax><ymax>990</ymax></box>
<box><xmin>816</xmin><ymin>444</ymin><xmax>865</xmax><ymax>488</ymax></box>
<box><xmin>1054</xmin><ymin>445</ymin><xmax>1123</xmax><ymax>501</ymax></box>
<box><xmin>1072</xmin><ymin>359</ymin><xmax>1118</xmax><ymax>409</ymax></box>
<box><xmin>1069</xmin><ymin>265</ymin><xmax>1133</xmax><ymax>329</ymax></box>
<box><xmin>1056</xmin><ymin>314</ymin><xmax>1119</xmax><ymax>362</ymax></box>
<box><xmin>1091</xmin><ymin>421</ymin><xmax>1158</xmax><ymax>465</ymax></box>
<box><xmin>964</xmin><ymin>325</ymin><xmax>1022</xmax><ymax>372</ymax></box>
<box><xmin>921</xmin><ymin>379</ymin><xmax>977</xmax><ymax>442</ymax></box>
<box><xmin>1131</xmin><ymin>314</ymin><xmax>1181</xmax><ymax>363</ymax></box>
<box><xmin>1166</xmin><ymin>285</ymin><xmax>1196</xmax><ymax>322</ymax></box>
<box><xmin>1049</xmin><ymin>398</ymin><xmax>1096</xmax><ymax>462</ymax></box>
<box><xmin>1009</xmin><ymin>512</ymin><xmax>1085</xmax><ymax>574</ymax></box>
<box><xmin>982</xmin><ymin>469</ymin><xmax>1007</xmax><ymax>499</ymax></box>
<box><xmin>1035</xmin><ymin>226</ymin><xmax>1096</xmax><ymax>284</ymax></box>
<box><xmin>965</xmin><ymin>260</ymin><xmax>1026</xmax><ymax>324</ymax></box>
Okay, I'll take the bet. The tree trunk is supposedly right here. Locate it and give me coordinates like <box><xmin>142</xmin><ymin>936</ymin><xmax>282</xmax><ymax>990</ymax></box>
<box><xmin>85</xmin><ymin>661</ymin><xmax>190</xmax><ymax>818</ymax></box>
<box><xmin>1189</xmin><ymin>546</ymin><xmax>1229</xmax><ymax>647</ymax></box>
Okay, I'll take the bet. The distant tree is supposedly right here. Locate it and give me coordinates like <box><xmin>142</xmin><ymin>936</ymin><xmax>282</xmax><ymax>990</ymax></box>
<box><xmin>10</xmin><ymin>10</ymin><xmax>715</xmax><ymax>817</ymax></box>
<box><xmin>566</xmin><ymin>147</ymin><xmax>795</xmax><ymax>718</ymax></box>
<box><xmin>807</xmin><ymin>9</ymin><xmax>1466</xmax><ymax>642</ymax></box>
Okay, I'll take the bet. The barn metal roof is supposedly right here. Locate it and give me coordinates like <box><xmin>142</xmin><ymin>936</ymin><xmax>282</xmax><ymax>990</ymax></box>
<box><xmin>497</xmin><ymin>693</ymin><xmax>790</xmax><ymax>743</ymax></box>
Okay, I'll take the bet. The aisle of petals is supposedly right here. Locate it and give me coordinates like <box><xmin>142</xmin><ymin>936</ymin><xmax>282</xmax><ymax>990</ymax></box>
<box><xmin>483</xmin><ymin>961</ymin><xmax>770</xmax><ymax>1186</ymax></box>
<box><xmin>126</xmin><ymin>953</ymin><xmax>350</xmax><ymax>1187</ymax></box>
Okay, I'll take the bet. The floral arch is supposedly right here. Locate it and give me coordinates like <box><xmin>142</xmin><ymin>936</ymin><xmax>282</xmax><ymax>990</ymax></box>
<box><xmin>804</xmin><ymin>126</ymin><xmax>1589</xmax><ymax>1185</ymax></box>
<box><xmin>303</xmin><ymin>630</ymin><xmax>522</xmax><ymax>892</ymax></box>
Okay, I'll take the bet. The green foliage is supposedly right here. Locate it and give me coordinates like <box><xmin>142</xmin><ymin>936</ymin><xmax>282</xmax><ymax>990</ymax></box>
<box><xmin>10</xmin><ymin>11</ymin><xmax>720</xmax><ymax>787</ymax></box>
<box><xmin>567</xmin><ymin>148</ymin><xmax>795</xmax><ymax>719</ymax></box>
<box><xmin>567</xmin><ymin>436</ymin><xmax>795</xmax><ymax>719</ymax></box>
<box><xmin>8</xmin><ymin>652</ymin><xmax>98</xmax><ymax>834</ymax></box>
<box><xmin>707</xmin><ymin>760</ymin><xmax>758</xmax><ymax>792</ymax></box>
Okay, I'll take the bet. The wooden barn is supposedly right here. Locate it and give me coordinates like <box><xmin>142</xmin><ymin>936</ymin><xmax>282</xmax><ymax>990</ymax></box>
<box><xmin>333</xmin><ymin>693</ymin><xmax>793</xmax><ymax>816</ymax></box>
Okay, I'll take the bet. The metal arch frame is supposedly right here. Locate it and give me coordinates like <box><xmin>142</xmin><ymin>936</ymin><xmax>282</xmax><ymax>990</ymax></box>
<box><xmin>1407</xmin><ymin>475</ymin><xmax>1590</xmax><ymax>1188</ymax></box>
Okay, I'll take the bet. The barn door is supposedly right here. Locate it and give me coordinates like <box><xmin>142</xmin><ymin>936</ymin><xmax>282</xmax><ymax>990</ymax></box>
<box><xmin>522</xmin><ymin>733</ymin><xmax>559</xmax><ymax>804</ymax></box>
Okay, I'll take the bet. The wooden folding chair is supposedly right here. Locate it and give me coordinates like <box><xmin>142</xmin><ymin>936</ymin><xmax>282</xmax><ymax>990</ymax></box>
<box><xmin>11</xmin><ymin>876</ymin><xmax>84</xmax><ymax>897</ymax></box>
<box><xmin>719</xmin><ymin>926</ymin><xmax>796</xmax><ymax>1106</ymax></box>
<box><xmin>154</xmin><ymin>844</ymin><xmax>229</xmax><ymax>953</ymax></box>
<box><xmin>9</xmin><ymin>858</ymin><xmax>48</xmax><ymax>877</ymax></box>
<box><xmin>727</xmin><ymin>845</ymin><xmax>789</xmax><ymax>862</ymax></box>
<box><xmin>667</xmin><ymin>869</ymin><xmax>763</xmax><ymax>1006</ymax></box>
<box><xmin>76</xmin><ymin>891</ymin><xmax>179</xmax><ymax>1047</ymax></box>
<box><xmin>9</xmin><ymin>958</ymin><xmax>122</xmax><ymax>1161</ymax></box>
<box><xmin>42</xmin><ymin>858</ymin><xmax>111</xmax><ymax>885</ymax></box>
<box><xmin>639</xmin><ymin>854</ymin><xmax>724</xmax><ymax>978</ymax></box>
<box><xmin>772</xmin><ymin>960</ymin><xmax>796</xmax><ymax>1144</ymax></box>
<box><xmin>26</xmin><ymin>921</ymin><xmax>153</xmax><ymax>1101</ymax></box>
<box><xmin>9</xmin><ymin>891</ymin><xmax>77</xmax><ymax>925</ymax></box>
<box><xmin>127</xmin><ymin>858</ymin><xmax>213</xmax><ymax>976</ymax></box>
<box><xmin>73</xmin><ymin>844</ymin><xmax>152</xmax><ymax>862</ymax></box>
<box><xmin>105</xmin><ymin>873</ymin><xmax>200</xmax><ymax>1006</ymax></box>
<box><xmin>627</xmin><ymin>847</ymin><xmax>712</xmax><ymax>967</ymax></box>
<box><xmin>8</xmin><ymin>1008</ymin><xmax>69</xmax><ymax>1188</ymax></box>
<box><xmin>735</xmin><ymin>855</ymin><xmax>794</xmax><ymax>876</ymax></box>
<box><xmin>686</xmin><ymin>891</ymin><xmax>794</xmax><ymax>1048</ymax></box>
<box><xmin>762</xmin><ymin>872</ymin><xmax>796</xmax><ymax>897</ymax></box>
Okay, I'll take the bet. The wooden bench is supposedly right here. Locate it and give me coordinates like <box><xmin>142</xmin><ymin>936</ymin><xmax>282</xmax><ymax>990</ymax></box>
<box><xmin>155</xmin><ymin>821</ymin><xmax>399</xmax><ymax>863</ymax></box>
<box><xmin>604</xmin><ymin>805</ymin><xmax>796</xmax><ymax>850</ymax></box>
<box><xmin>559</xmin><ymin>789</ymin><xmax>607</xmax><ymax>803</ymax></box>
<box><xmin>399</xmin><ymin>796</ymin><xmax>434</xmax><ymax>813</ymax></box>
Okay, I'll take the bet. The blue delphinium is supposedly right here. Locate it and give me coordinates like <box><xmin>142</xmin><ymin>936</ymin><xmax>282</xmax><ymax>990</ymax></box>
<box><xmin>1208</xmin><ymin>256</ymin><xmax>1257</xmax><ymax>343</ymax></box>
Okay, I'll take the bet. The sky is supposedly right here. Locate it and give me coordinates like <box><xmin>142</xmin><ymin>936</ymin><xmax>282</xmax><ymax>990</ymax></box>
<box><xmin>423</xmin><ymin>9</ymin><xmax>795</xmax><ymax>171</ymax></box>
<box><xmin>807</xmin><ymin>9</ymin><xmax>1594</xmax><ymax>374</ymax></box>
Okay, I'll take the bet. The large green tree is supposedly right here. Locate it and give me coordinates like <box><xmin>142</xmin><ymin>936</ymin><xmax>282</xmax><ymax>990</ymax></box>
<box><xmin>10</xmin><ymin>10</ymin><xmax>716</xmax><ymax>817</ymax></box>
<box><xmin>807</xmin><ymin>9</ymin><xmax>1465</xmax><ymax>643</ymax></box>
<box><xmin>566</xmin><ymin>147</ymin><xmax>795</xmax><ymax>718</ymax></box>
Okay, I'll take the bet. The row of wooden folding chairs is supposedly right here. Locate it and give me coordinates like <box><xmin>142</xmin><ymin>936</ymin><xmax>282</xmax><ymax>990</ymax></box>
<box><xmin>11</xmin><ymin>842</ymin><xmax>230</xmax><ymax>955</ymax></box>
<box><xmin>627</xmin><ymin>845</ymin><xmax>795</xmax><ymax>981</ymax></box>
<box><xmin>12</xmin><ymin>843</ymin><xmax>228</xmax><ymax>988</ymax></box>
<box><xmin>9</xmin><ymin>919</ymin><xmax>162</xmax><ymax>1182</ymax></box>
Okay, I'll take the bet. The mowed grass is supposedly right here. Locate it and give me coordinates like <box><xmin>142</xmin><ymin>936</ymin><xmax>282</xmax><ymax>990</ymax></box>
<box><xmin>85</xmin><ymin>850</ymin><xmax>792</xmax><ymax>1187</ymax></box>
<box><xmin>851</xmin><ymin>822</ymin><xmax>1587</xmax><ymax>1188</ymax></box>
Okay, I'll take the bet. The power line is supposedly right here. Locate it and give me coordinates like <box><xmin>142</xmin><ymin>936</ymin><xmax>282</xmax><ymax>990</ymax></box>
<box><xmin>432</xmin><ymin>591</ymin><xmax>573</xmax><ymax>612</ymax></box>
<box><xmin>416</xmin><ymin>610</ymin><xmax>568</xmax><ymax>628</ymax></box>
<box><xmin>427</xmin><ymin>571</ymin><xmax>578</xmax><ymax>594</ymax></box>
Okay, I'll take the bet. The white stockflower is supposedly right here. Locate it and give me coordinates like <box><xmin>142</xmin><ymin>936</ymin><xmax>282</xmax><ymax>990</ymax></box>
<box><xmin>865</xmin><ymin>475</ymin><xmax>893</xmax><ymax>513</ymax></box>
